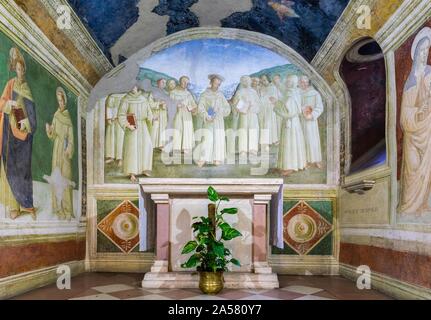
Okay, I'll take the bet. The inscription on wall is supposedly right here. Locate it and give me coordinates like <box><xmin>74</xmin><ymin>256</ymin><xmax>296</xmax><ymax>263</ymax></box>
<box><xmin>340</xmin><ymin>178</ymin><xmax>390</xmax><ymax>226</ymax></box>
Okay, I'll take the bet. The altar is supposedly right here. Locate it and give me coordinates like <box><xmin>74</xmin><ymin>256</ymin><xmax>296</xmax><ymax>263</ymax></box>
<box><xmin>139</xmin><ymin>179</ymin><xmax>283</xmax><ymax>289</ymax></box>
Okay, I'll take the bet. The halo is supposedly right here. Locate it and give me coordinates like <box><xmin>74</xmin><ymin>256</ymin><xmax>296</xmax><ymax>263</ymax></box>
<box><xmin>411</xmin><ymin>27</ymin><xmax>431</xmax><ymax>60</ymax></box>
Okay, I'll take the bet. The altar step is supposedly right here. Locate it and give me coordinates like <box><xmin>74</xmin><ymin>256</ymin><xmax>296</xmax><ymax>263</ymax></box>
<box><xmin>142</xmin><ymin>272</ymin><xmax>280</xmax><ymax>289</ymax></box>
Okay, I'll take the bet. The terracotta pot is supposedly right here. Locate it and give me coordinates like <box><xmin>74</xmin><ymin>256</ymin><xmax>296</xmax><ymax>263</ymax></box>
<box><xmin>199</xmin><ymin>271</ymin><xmax>224</xmax><ymax>294</ymax></box>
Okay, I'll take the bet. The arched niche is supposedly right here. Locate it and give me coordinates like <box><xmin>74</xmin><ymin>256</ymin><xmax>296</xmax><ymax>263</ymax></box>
<box><xmin>339</xmin><ymin>37</ymin><xmax>387</xmax><ymax>175</ymax></box>
<box><xmin>87</xmin><ymin>27</ymin><xmax>338</xmax><ymax>186</ymax></box>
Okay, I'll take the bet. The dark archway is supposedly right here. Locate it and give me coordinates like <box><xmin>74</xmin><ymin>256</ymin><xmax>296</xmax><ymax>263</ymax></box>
<box><xmin>340</xmin><ymin>38</ymin><xmax>387</xmax><ymax>174</ymax></box>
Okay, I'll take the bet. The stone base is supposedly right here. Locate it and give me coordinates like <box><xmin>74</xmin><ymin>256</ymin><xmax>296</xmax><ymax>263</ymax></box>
<box><xmin>142</xmin><ymin>272</ymin><xmax>279</xmax><ymax>289</ymax></box>
<box><xmin>151</xmin><ymin>260</ymin><xmax>168</xmax><ymax>273</ymax></box>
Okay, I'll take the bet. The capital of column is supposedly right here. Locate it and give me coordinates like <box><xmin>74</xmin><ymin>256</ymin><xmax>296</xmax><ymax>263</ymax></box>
<box><xmin>151</xmin><ymin>193</ymin><xmax>170</xmax><ymax>204</ymax></box>
<box><xmin>253</xmin><ymin>194</ymin><xmax>272</xmax><ymax>205</ymax></box>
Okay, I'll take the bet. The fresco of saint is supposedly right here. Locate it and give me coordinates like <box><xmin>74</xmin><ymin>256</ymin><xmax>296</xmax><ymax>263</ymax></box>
<box><xmin>231</xmin><ymin>76</ymin><xmax>262</xmax><ymax>157</ymax></box>
<box><xmin>118</xmin><ymin>85</ymin><xmax>154</xmax><ymax>182</ymax></box>
<box><xmin>299</xmin><ymin>75</ymin><xmax>324</xmax><ymax>168</ymax></box>
<box><xmin>170</xmin><ymin>76</ymin><xmax>198</xmax><ymax>154</ymax></box>
<box><xmin>399</xmin><ymin>27</ymin><xmax>431</xmax><ymax>215</ymax></box>
<box><xmin>45</xmin><ymin>87</ymin><xmax>75</xmax><ymax>220</ymax></box>
<box><xmin>0</xmin><ymin>49</ymin><xmax>37</xmax><ymax>220</ymax></box>
<box><xmin>274</xmin><ymin>75</ymin><xmax>307</xmax><ymax>175</ymax></box>
<box><xmin>150</xmin><ymin>78</ymin><xmax>169</xmax><ymax>150</ymax></box>
<box><xmin>105</xmin><ymin>93</ymin><xmax>126</xmax><ymax>167</ymax></box>
<box><xmin>196</xmin><ymin>74</ymin><xmax>231</xmax><ymax>167</ymax></box>
<box><xmin>259</xmin><ymin>75</ymin><xmax>280</xmax><ymax>151</ymax></box>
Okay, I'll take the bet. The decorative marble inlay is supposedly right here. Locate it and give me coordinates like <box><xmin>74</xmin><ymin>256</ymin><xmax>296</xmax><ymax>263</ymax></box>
<box><xmin>283</xmin><ymin>201</ymin><xmax>333</xmax><ymax>255</ymax></box>
<box><xmin>97</xmin><ymin>200</ymin><xmax>139</xmax><ymax>253</ymax></box>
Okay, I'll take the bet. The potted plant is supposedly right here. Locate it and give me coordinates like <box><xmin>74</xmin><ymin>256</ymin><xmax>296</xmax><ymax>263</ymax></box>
<box><xmin>180</xmin><ymin>186</ymin><xmax>242</xmax><ymax>294</ymax></box>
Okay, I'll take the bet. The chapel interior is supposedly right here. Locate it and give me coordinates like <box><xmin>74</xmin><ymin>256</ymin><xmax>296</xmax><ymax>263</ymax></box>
<box><xmin>0</xmin><ymin>0</ymin><xmax>430</xmax><ymax>301</ymax></box>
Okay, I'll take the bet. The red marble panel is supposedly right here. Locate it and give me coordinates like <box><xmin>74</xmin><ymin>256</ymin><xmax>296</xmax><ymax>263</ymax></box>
<box><xmin>340</xmin><ymin>243</ymin><xmax>431</xmax><ymax>288</ymax></box>
<box><xmin>0</xmin><ymin>239</ymin><xmax>85</xmax><ymax>278</ymax></box>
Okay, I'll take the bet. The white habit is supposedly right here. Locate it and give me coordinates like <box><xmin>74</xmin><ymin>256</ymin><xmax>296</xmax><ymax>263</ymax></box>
<box><xmin>301</xmin><ymin>87</ymin><xmax>324</xmax><ymax>164</ymax></box>
<box><xmin>275</xmin><ymin>89</ymin><xmax>307</xmax><ymax>171</ymax></box>
<box><xmin>118</xmin><ymin>91</ymin><xmax>154</xmax><ymax>175</ymax></box>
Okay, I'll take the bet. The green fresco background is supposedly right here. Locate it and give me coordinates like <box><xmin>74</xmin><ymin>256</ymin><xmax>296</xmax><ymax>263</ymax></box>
<box><xmin>272</xmin><ymin>200</ymin><xmax>334</xmax><ymax>256</ymax></box>
<box><xmin>0</xmin><ymin>32</ymin><xmax>79</xmax><ymax>187</ymax></box>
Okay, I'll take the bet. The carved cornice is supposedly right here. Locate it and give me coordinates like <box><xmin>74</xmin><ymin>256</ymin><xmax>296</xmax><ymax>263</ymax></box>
<box><xmin>39</xmin><ymin>0</ymin><xmax>113</xmax><ymax>76</ymax></box>
<box><xmin>311</xmin><ymin>0</ymin><xmax>374</xmax><ymax>75</ymax></box>
<box><xmin>0</xmin><ymin>0</ymin><xmax>91</xmax><ymax>95</ymax></box>
<box><xmin>375</xmin><ymin>0</ymin><xmax>431</xmax><ymax>53</ymax></box>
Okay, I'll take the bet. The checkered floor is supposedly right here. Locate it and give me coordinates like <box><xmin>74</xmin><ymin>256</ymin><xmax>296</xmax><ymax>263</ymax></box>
<box><xmin>12</xmin><ymin>273</ymin><xmax>392</xmax><ymax>300</ymax></box>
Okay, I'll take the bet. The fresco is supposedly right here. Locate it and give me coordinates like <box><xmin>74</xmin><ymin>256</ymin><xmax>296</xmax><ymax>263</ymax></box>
<box><xmin>395</xmin><ymin>22</ymin><xmax>431</xmax><ymax>224</ymax></box>
<box><xmin>0</xmin><ymin>31</ymin><xmax>80</xmax><ymax>223</ymax></box>
<box><xmin>68</xmin><ymin>0</ymin><xmax>349</xmax><ymax>63</ymax></box>
<box><xmin>103</xmin><ymin>39</ymin><xmax>327</xmax><ymax>183</ymax></box>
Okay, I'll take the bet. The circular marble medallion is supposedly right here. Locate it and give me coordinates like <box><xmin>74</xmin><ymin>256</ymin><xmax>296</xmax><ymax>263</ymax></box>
<box><xmin>112</xmin><ymin>213</ymin><xmax>139</xmax><ymax>241</ymax></box>
<box><xmin>287</xmin><ymin>214</ymin><xmax>317</xmax><ymax>243</ymax></box>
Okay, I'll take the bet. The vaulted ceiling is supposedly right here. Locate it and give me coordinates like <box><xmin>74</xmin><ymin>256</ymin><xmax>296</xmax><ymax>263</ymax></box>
<box><xmin>67</xmin><ymin>0</ymin><xmax>349</xmax><ymax>65</ymax></box>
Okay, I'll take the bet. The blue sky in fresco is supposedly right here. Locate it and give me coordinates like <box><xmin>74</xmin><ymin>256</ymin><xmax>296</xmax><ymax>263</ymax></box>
<box><xmin>140</xmin><ymin>39</ymin><xmax>290</xmax><ymax>89</ymax></box>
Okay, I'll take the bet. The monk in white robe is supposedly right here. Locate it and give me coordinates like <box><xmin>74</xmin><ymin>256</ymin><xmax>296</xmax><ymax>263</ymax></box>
<box><xmin>170</xmin><ymin>76</ymin><xmax>197</xmax><ymax>154</ymax></box>
<box><xmin>46</xmin><ymin>87</ymin><xmax>74</xmax><ymax>220</ymax></box>
<box><xmin>150</xmin><ymin>79</ymin><xmax>169</xmax><ymax>150</ymax></box>
<box><xmin>399</xmin><ymin>31</ymin><xmax>431</xmax><ymax>215</ymax></box>
<box><xmin>259</xmin><ymin>75</ymin><xmax>279</xmax><ymax>150</ymax></box>
<box><xmin>105</xmin><ymin>93</ymin><xmax>126</xmax><ymax>166</ymax></box>
<box><xmin>196</xmin><ymin>74</ymin><xmax>231</xmax><ymax>167</ymax></box>
<box><xmin>271</xmin><ymin>74</ymin><xmax>284</xmax><ymax>140</ymax></box>
<box><xmin>231</xmin><ymin>76</ymin><xmax>261</xmax><ymax>156</ymax></box>
<box><xmin>274</xmin><ymin>75</ymin><xmax>307</xmax><ymax>175</ymax></box>
<box><xmin>299</xmin><ymin>76</ymin><xmax>324</xmax><ymax>168</ymax></box>
<box><xmin>118</xmin><ymin>86</ymin><xmax>154</xmax><ymax>182</ymax></box>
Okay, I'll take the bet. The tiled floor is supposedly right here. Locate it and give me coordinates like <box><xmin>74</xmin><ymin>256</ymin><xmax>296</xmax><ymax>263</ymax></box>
<box><xmin>11</xmin><ymin>273</ymin><xmax>392</xmax><ymax>300</ymax></box>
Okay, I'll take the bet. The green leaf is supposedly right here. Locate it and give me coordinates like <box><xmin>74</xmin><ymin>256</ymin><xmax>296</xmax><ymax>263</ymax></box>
<box><xmin>198</xmin><ymin>224</ymin><xmax>210</xmax><ymax>233</ymax></box>
<box><xmin>181</xmin><ymin>241</ymin><xmax>198</xmax><ymax>254</ymax></box>
<box><xmin>230</xmin><ymin>258</ymin><xmax>241</xmax><ymax>267</ymax></box>
<box><xmin>224</xmin><ymin>248</ymin><xmax>231</xmax><ymax>256</ymax></box>
<box><xmin>219</xmin><ymin>195</ymin><xmax>229</xmax><ymax>201</ymax></box>
<box><xmin>213</xmin><ymin>242</ymin><xmax>225</xmax><ymax>258</ymax></box>
<box><xmin>192</xmin><ymin>222</ymin><xmax>202</xmax><ymax>231</ymax></box>
<box><xmin>221</xmin><ymin>207</ymin><xmax>238</xmax><ymax>215</ymax></box>
<box><xmin>222</xmin><ymin>228</ymin><xmax>242</xmax><ymax>240</ymax></box>
<box><xmin>207</xmin><ymin>186</ymin><xmax>219</xmax><ymax>202</ymax></box>
<box><xmin>219</xmin><ymin>222</ymin><xmax>231</xmax><ymax>232</ymax></box>
<box><xmin>182</xmin><ymin>254</ymin><xmax>200</xmax><ymax>269</ymax></box>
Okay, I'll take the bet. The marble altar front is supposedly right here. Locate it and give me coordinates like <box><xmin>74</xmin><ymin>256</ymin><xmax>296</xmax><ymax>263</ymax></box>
<box><xmin>139</xmin><ymin>179</ymin><xmax>282</xmax><ymax>289</ymax></box>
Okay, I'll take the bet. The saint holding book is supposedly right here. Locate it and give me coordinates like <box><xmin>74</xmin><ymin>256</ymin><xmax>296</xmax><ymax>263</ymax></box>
<box><xmin>118</xmin><ymin>85</ymin><xmax>154</xmax><ymax>182</ymax></box>
<box><xmin>196</xmin><ymin>74</ymin><xmax>231</xmax><ymax>167</ymax></box>
<box><xmin>0</xmin><ymin>49</ymin><xmax>37</xmax><ymax>220</ymax></box>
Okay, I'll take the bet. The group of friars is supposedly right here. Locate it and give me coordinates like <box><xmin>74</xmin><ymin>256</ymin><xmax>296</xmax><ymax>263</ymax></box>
<box><xmin>104</xmin><ymin>72</ymin><xmax>324</xmax><ymax>182</ymax></box>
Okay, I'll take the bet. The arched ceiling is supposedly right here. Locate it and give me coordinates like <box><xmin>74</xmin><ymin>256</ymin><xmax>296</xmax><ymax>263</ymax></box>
<box><xmin>67</xmin><ymin>0</ymin><xmax>349</xmax><ymax>65</ymax></box>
